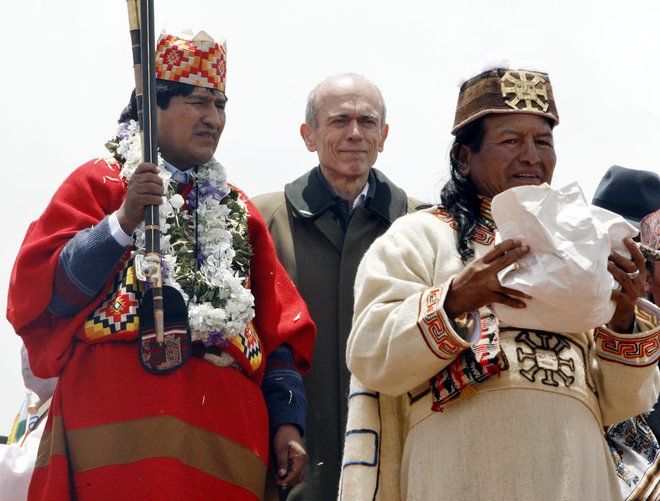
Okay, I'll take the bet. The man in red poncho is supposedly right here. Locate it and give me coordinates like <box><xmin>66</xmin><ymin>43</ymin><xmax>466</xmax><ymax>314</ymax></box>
<box><xmin>7</xmin><ymin>29</ymin><xmax>315</xmax><ymax>500</ymax></box>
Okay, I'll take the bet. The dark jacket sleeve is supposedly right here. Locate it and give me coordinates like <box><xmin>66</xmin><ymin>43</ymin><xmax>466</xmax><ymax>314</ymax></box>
<box><xmin>262</xmin><ymin>343</ymin><xmax>308</xmax><ymax>436</ymax></box>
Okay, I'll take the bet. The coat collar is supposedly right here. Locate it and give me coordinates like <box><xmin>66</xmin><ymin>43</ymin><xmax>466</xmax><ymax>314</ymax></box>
<box><xmin>284</xmin><ymin>166</ymin><xmax>409</xmax><ymax>224</ymax></box>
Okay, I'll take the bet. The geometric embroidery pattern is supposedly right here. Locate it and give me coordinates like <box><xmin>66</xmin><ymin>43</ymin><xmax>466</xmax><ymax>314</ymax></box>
<box><xmin>606</xmin><ymin>415</ymin><xmax>660</xmax><ymax>500</ymax></box>
<box><xmin>433</xmin><ymin>209</ymin><xmax>458</xmax><ymax>230</ymax></box>
<box><xmin>417</xmin><ymin>286</ymin><xmax>465</xmax><ymax>360</ymax></box>
<box><xmin>84</xmin><ymin>261</ymin><xmax>141</xmax><ymax>340</ymax></box>
<box><xmin>430</xmin><ymin>313</ymin><xmax>504</xmax><ymax>410</ymax></box>
<box><xmin>156</xmin><ymin>34</ymin><xmax>227</xmax><ymax>92</ymax></box>
<box><xmin>595</xmin><ymin>327</ymin><xmax>660</xmax><ymax>367</ymax></box>
<box><xmin>515</xmin><ymin>331</ymin><xmax>575</xmax><ymax>387</ymax></box>
<box><xmin>432</xmin><ymin>209</ymin><xmax>495</xmax><ymax>247</ymax></box>
<box><xmin>229</xmin><ymin>319</ymin><xmax>263</xmax><ymax>373</ymax></box>
<box><xmin>472</xmin><ymin>224</ymin><xmax>496</xmax><ymax>247</ymax></box>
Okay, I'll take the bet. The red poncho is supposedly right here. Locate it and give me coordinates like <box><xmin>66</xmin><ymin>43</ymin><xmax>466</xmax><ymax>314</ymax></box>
<box><xmin>7</xmin><ymin>158</ymin><xmax>315</xmax><ymax>500</ymax></box>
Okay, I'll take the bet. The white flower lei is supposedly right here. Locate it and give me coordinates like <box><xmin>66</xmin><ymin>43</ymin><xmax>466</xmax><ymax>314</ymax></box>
<box><xmin>108</xmin><ymin>120</ymin><xmax>255</xmax><ymax>344</ymax></box>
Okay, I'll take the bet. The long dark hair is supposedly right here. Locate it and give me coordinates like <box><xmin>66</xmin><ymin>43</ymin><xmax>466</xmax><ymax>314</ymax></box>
<box><xmin>440</xmin><ymin>117</ymin><xmax>486</xmax><ymax>263</ymax></box>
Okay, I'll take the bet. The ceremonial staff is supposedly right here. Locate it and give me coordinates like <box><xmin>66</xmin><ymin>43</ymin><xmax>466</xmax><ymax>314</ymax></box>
<box><xmin>127</xmin><ymin>0</ymin><xmax>164</xmax><ymax>344</ymax></box>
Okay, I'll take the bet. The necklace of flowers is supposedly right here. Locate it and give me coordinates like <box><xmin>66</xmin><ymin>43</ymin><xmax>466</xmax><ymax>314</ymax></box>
<box><xmin>105</xmin><ymin>120</ymin><xmax>255</xmax><ymax>345</ymax></box>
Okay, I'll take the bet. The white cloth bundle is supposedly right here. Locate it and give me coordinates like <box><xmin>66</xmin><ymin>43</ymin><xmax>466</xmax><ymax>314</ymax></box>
<box><xmin>491</xmin><ymin>182</ymin><xmax>637</xmax><ymax>333</ymax></box>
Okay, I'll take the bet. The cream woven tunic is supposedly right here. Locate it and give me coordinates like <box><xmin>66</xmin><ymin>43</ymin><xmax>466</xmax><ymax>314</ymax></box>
<box><xmin>340</xmin><ymin>208</ymin><xmax>660</xmax><ymax>501</ymax></box>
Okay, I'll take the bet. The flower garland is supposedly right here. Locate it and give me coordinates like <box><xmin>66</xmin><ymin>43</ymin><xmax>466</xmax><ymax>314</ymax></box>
<box><xmin>105</xmin><ymin>120</ymin><xmax>254</xmax><ymax>344</ymax></box>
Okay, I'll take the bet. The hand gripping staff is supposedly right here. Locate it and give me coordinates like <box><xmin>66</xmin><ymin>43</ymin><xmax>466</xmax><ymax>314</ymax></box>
<box><xmin>127</xmin><ymin>0</ymin><xmax>192</xmax><ymax>373</ymax></box>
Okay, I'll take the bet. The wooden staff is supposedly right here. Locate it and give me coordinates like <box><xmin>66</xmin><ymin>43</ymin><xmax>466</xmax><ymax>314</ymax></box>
<box><xmin>639</xmin><ymin>242</ymin><xmax>660</xmax><ymax>263</ymax></box>
<box><xmin>127</xmin><ymin>0</ymin><xmax>164</xmax><ymax>343</ymax></box>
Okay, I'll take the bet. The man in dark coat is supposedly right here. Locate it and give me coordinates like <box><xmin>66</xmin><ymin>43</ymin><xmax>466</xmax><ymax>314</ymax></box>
<box><xmin>253</xmin><ymin>73</ymin><xmax>421</xmax><ymax>499</ymax></box>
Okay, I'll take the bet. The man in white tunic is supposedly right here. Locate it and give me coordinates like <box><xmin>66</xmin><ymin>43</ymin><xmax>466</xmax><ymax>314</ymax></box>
<box><xmin>339</xmin><ymin>67</ymin><xmax>660</xmax><ymax>501</ymax></box>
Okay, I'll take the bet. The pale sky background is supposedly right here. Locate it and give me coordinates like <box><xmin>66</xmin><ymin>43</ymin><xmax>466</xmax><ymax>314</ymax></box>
<box><xmin>1</xmin><ymin>0</ymin><xmax>659</xmax><ymax>435</ymax></box>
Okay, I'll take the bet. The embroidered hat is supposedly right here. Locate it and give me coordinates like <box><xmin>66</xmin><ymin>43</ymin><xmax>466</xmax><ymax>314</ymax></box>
<box><xmin>452</xmin><ymin>68</ymin><xmax>559</xmax><ymax>134</ymax></box>
<box><xmin>592</xmin><ymin>165</ymin><xmax>660</xmax><ymax>228</ymax></box>
<box><xmin>641</xmin><ymin>210</ymin><xmax>660</xmax><ymax>250</ymax></box>
<box><xmin>156</xmin><ymin>29</ymin><xmax>227</xmax><ymax>93</ymax></box>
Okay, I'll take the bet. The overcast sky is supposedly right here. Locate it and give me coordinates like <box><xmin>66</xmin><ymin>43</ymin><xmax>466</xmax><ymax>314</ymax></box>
<box><xmin>1</xmin><ymin>0</ymin><xmax>659</xmax><ymax>434</ymax></box>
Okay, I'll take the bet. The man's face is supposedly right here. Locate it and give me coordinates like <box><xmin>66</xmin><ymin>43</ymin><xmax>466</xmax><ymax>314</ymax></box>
<box><xmin>458</xmin><ymin>113</ymin><xmax>557</xmax><ymax>198</ymax></box>
<box><xmin>301</xmin><ymin>77</ymin><xmax>388</xmax><ymax>184</ymax></box>
<box><xmin>157</xmin><ymin>87</ymin><xmax>226</xmax><ymax>169</ymax></box>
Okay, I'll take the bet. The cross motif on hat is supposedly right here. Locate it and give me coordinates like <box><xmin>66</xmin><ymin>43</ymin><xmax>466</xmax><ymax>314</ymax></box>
<box><xmin>501</xmin><ymin>70</ymin><xmax>550</xmax><ymax>113</ymax></box>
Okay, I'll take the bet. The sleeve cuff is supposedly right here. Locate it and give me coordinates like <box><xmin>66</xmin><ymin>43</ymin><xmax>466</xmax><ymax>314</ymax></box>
<box><xmin>416</xmin><ymin>278</ymin><xmax>474</xmax><ymax>360</ymax></box>
<box><xmin>109</xmin><ymin>212</ymin><xmax>134</xmax><ymax>247</ymax></box>
<box><xmin>262</xmin><ymin>369</ymin><xmax>307</xmax><ymax>436</ymax></box>
<box><xmin>594</xmin><ymin>323</ymin><xmax>660</xmax><ymax>367</ymax></box>
<box><xmin>262</xmin><ymin>345</ymin><xmax>307</xmax><ymax>436</ymax></box>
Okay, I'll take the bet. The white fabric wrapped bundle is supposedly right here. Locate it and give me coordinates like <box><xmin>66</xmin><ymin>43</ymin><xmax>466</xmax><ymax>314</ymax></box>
<box><xmin>491</xmin><ymin>182</ymin><xmax>637</xmax><ymax>333</ymax></box>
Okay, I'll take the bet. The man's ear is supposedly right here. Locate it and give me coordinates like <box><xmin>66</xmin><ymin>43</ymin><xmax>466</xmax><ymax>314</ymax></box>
<box><xmin>300</xmin><ymin>123</ymin><xmax>317</xmax><ymax>152</ymax></box>
<box><xmin>454</xmin><ymin>143</ymin><xmax>471</xmax><ymax>177</ymax></box>
<box><xmin>378</xmin><ymin>124</ymin><xmax>389</xmax><ymax>152</ymax></box>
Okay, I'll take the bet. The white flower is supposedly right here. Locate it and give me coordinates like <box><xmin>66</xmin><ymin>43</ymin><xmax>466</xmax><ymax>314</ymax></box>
<box><xmin>113</xmin><ymin>125</ymin><xmax>255</xmax><ymax>345</ymax></box>
<box><xmin>170</xmin><ymin>194</ymin><xmax>185</xmax><ymax>209</ymax></box>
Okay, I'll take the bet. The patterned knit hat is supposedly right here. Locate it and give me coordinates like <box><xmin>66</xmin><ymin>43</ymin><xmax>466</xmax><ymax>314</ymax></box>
<box><xmin>452</xmin><ymin>68</ymin><xmax>559</xmax><ymax>135</ymax></box>
<box><xmin>641</xmin><ymin>210</ymin><xmax>660</xmax><ymax>250</ymax></box>
<box><xmin>156</xmin><ymin>30</ymin><xmax>227</xmax><ymax>93</ymax></box>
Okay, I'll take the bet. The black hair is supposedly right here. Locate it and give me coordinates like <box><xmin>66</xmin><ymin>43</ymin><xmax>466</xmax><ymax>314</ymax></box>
<box><xmin>118</xmin><ymin>80</ymin><xmax>223</xmax><ymax>123</ymax></box>
<box><xmin>439</xmin><ymin>117</ymin><xmax>487</xmax><ymax>263</ymax></box>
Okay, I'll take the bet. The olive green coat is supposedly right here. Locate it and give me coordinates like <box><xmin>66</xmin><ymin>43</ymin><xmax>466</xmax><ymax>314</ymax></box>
<box><xmin>252</xmin><ymin>167</ymin><xmax>420</xmax><ymax>500</ymax></box>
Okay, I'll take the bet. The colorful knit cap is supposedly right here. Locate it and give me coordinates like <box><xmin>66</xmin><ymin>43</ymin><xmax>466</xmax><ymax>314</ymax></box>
<box><xmin>641</xmin><ymin>210</ymin><xmax>660</xmax><ymax>250</ymax></box>
<box><xmin>156</xmin><ymin>30</ymin><xmax>227</xmax><ymax>92</ymax></box>
<box><xmin>452</xmin><ymin>68</ymin><xmax>559</xmax><ymax>134</ymax></box>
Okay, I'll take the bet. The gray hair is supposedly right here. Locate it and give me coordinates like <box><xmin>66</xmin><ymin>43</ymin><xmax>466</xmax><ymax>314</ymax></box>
<box><xmin>304</xmin><ymin>73</ymin><xmax>387</xmax><ymax>130</ymax></box>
